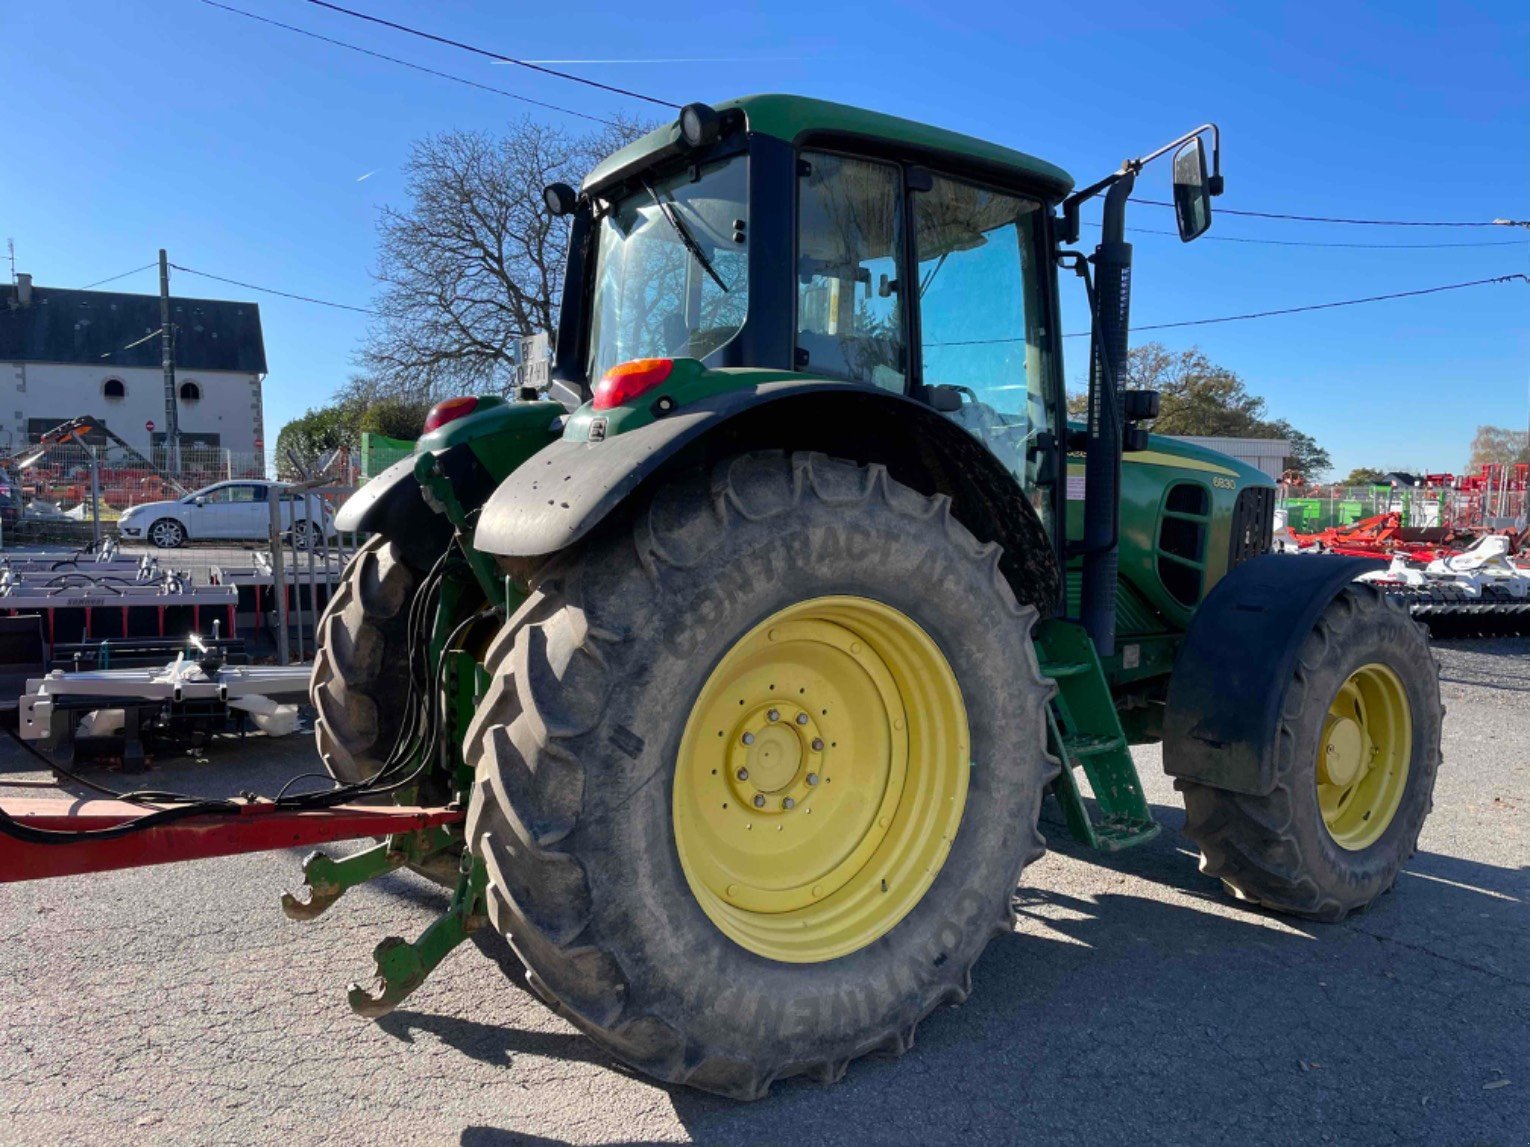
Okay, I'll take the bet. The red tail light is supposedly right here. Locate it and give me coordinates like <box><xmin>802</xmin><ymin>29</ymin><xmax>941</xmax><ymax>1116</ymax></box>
<box><xmin>423</xmin><ymin>396</ymin><xmax>480</xmax><ymax>433</ymax></box>
<box><xmin>592</xmin><ymin>358</ymin><xmax>673</xmax><ymax>411</ymax></box>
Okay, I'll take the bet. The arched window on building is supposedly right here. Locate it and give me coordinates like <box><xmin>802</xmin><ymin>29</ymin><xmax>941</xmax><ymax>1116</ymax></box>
<box><xmin>179</xmin><ymin>380</ymin><xmax>201</xmax><ymax>402</ymax></box>
<box><xmin>103</xmin><ymin>378</ymin><xmax>126</xmax><ymax>400</ymax></box>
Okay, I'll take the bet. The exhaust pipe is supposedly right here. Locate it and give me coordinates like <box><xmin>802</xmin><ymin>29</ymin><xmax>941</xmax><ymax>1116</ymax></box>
<box><xmin>1079</xmin><ymin>173</ymin><xmax>1134</xmax><ymax>658</ymax></box>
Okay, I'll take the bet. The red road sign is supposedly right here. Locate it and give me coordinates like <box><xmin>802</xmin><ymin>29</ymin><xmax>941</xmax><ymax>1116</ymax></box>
<box><xmin>145</xmin><ymin>420</ymin><xmax>156</xmax><ymax>432</ymax></box>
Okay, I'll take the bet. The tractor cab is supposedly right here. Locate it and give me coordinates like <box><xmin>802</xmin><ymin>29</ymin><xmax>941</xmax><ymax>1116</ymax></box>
<box><xmin>544</xmin><ymin>96</ymin><xmax>1075</xmax><ymax>505</ymax></box>
<box><xmin>535</xmin><ymin>95</ymin><xmax>1227</xmax><ymax>646</ymax></box>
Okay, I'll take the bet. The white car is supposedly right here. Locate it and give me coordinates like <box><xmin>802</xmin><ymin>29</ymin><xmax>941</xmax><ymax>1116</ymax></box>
<box><xmin>117</xmin><ymin>481</ymin><xmax>335</xmax><ymax>550</ymax></box>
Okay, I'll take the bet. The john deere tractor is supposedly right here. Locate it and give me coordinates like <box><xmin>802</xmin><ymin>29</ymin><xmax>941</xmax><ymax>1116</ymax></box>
<box><xmin>310</xmin><ymin>95</ymin><xmax>1441</xmax><ymax>1099</ymax></box>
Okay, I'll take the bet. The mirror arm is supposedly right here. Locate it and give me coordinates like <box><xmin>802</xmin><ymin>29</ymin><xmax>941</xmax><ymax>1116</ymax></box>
<box><xmin>1059</xmin><ymin>120</ymin><xmax>1224</xmax><ymax>245</ymax></box>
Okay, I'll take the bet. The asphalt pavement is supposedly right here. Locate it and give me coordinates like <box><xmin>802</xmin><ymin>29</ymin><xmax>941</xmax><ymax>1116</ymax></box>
<box><xmin>0</xmin><ymin>640</ymin><xmax>1524</xmax><ymax>1145</ymax></box>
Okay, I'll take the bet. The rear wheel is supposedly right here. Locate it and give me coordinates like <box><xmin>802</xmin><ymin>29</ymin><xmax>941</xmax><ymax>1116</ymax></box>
<box><xmin>465</xmin><ymin>452</ymin><xmax>1056</xmax><ymax>1099</ymax></box>
<box><xmin>291</xmin><ymin>520</ymin><xmax>322</xmax><ymax>551</ymax></box>
<box><xmin>310</xmin><ymin>536</ymin><xmax>465</xmax><ymax>886</ymax></box>
<box><xmin>1180</xmin><ymin>586</ymin><xmax>1441</xmax><ymax>921</ymax></box>
<box><xmin>311</xmin><ymin>535</ymin><xmax>417</xmax><ymax>786</ymax></box>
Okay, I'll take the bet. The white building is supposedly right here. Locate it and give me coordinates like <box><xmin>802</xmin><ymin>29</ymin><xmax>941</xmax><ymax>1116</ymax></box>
<box><xmin>1167</xmin><ymin>435</ymin><xmax>1290</xmax><ymax>480</ymax></box>
<box><xmin>0</xmin><ymin>273</ymin><xmax>266</xmax><ymax>458</ymax></box>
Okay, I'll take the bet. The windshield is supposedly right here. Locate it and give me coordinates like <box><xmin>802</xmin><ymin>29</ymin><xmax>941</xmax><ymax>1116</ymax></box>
<box><xmin>587</xmin><ymin>155</ymin><xmax>748</xmax><ymax>383</ymax></box>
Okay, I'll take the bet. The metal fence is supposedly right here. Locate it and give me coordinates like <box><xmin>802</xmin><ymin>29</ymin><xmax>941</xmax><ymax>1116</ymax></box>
<box><xmin>1280</xmin><ymin>484</ymin><xmax>1528</xmax><ymax>534</ymax></box>
<box><xmin>2</xmin><ymin>442</ymin><xmax>271</xmax><ymax>549</ymax></box>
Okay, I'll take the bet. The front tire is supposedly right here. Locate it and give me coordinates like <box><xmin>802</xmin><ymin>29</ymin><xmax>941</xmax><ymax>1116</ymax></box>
<box><xmin>465</xmin><ymin>452</ymin><xmax>1056</xmax><ymax>1099</ymax></box>
<box><xmin>1180</xmin><ymin>586</ymin><xmax>1442</xmax><ymax>921</ymax></box>
<box><xmin>149</xmin><ymin>518</ymin><xmax>185</xmax><ymax>549</ymax></box>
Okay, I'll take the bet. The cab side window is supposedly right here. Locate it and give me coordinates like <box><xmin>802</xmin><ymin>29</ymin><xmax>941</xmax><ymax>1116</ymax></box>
<box><xmin>795</xmin><ymin>151</ymin><xmax>906</xmax><ymax>392</ymax></box>
<box><xmin>914</xmin><ymin>175</ymin><xmax>1047</xmax><ymax>485</ymax></box>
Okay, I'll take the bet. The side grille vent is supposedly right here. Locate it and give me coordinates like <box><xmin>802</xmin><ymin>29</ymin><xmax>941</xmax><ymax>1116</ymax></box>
<box><xmin>1229</xmin><ymin>486</ymin><xmax>1276</xmax><ymax>571</ymax></box>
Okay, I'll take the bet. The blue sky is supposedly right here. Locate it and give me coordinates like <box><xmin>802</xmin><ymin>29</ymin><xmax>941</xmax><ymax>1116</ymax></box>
<box><xmin>3</xmin><ymin>0</ymin><xmax>1525</xmax><ymax>477</ymax></box>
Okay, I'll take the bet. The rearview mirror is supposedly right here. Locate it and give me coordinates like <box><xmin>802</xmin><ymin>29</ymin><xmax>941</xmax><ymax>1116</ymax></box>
<box><xmin>1172</xmin><ymin>138</ymin><xmax>1212</xmax><ymax>242</ymax></box>
<box><xmin>194</xmin><ymin>495</ymin><xmax>206</xmax><ymax>507</ymax></box>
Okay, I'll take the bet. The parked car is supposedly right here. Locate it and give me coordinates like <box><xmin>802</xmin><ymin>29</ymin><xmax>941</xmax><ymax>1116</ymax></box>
<box><xmin>116</xmin><ymin>480</ymin><xmax>335</xmax><ymax>549</ymax></box>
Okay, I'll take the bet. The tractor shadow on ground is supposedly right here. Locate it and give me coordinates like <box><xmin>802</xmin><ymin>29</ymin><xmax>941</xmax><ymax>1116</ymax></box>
<box><xmin>656</xmin><ymin>867</ymin><xmax>1525</xmax><ymax>1143</ymax></box>
<box><xmin>450</xmin><ymin>810</ymin><xmax>1526</xmax><ymax>1145</ymax></box>
<box><xmin>376</xmin><ymin>1004</ymin><xmax>610</xmax><ymax>1074</ymax></box>
<box><xmin>382</xmin><ymin>783</ymin><xmax>1527</xmax><ymax>1145</ymax></box>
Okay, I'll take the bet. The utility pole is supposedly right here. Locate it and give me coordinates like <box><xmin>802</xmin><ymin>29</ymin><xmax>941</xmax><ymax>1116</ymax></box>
<box><xmin>159</xmin><ymin>249</ymin><xmax>181</xmax><ymax>473</ymax></box>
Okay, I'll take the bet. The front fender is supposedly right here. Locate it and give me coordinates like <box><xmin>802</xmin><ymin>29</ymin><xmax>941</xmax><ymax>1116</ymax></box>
<box><xmin>1163</xmin><ymin>554</ymin><xmax>1386</xmax><ymax>796</ymax></box>
<box><xmin>474</xmin><ymin>381</ymin><xmax>1061</xmax><ymax>615</ymax></box>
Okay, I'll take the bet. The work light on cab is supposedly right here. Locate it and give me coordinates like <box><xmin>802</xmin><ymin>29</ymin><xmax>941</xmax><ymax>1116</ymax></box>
<box><xmin>423</xmin><ymin>396</ymin><xmax>480</xmax><ymax>433</ymax></box>
<box><xmin>592</xmin><ymin>358</ymin><xmax>674</xmax><ymax>411</ymax></box>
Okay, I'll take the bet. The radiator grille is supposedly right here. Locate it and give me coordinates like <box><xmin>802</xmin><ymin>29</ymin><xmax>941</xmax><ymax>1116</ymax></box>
<box><xmin>1229</xmin><ymin>486</ymin><xmax>1276</xmax><ymax>570</ymax></box>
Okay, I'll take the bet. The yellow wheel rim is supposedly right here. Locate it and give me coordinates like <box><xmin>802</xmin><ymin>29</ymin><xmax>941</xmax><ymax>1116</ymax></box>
<box><xmin>673</xmin><ymin>595</ymin><xmax>970</xmax><ymax>963</ymax></box>
<box><xmin>1316</xmin><ymin>663</ymin><xmax>1412</xmax><ymax>851</ymax></box>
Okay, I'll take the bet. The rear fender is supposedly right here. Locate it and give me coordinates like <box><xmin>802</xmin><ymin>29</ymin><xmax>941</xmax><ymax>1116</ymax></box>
<box><xmin>473</xmin><ymin>381</ymin><xmax>1061</xmax><ymax>615</ymax></box>
<box><xmin>335</xmin><ymin>400</ymin><xmax>565</xmax><ymax>569</ymax></box>
<box><xmin>1163</xmin><ymin>554</ymin><xmax>1386</xmax><ymax>795</ymax></box>
<box><xmin>333</xmin><ymin>455</ymin><xmax>451</xmax><ymax>569</ymax></box>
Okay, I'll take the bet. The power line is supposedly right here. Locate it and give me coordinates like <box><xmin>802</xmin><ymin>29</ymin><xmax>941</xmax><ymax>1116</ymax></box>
<box><xmin>169</xmin><ymin>263</ymin><xmax>1522</xmax><ymax>338</ymax></box>
<box><xmin>169</xmin><ymin>264</ymin><xmax>378</xmax><ymax>315</ymax></box>
<box><xmin>1061</xmin><ymin>274</ymin><xmax>1528</xmax><ymax>337</ymax></box>
<box><xmin>79</xmin><ymin>264</ymin><xmax>157</xmax><ymax>290</ymax></box>
<box><xmin>1130</xmin><ymin>197</ymin><xmax>1525</xmax><ymax>228</ymax></box>
<box><xmin>304</xmin><ymin>0</ymin><xmax>680</xmax><ymax>110</ymax></box>
<box><xmin>197</xmin><ymin>1</ymin><xmax>616</xmax><ymax>125</ymax></box>
<box><xmin>1083</xmin><ymin>220</ymin><xmax>1528</xmax><ymax>250</ymax></box>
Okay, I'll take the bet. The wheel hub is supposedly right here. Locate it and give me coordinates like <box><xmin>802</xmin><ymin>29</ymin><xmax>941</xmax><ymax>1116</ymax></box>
<box><xmin>1317</xmin><ymin>715</ymin><xmax>1366</xmax><ymax>788</ymax></box>
<box><xmin>729</xmin><ymin>703</ymin><xmax>823</xmax><ymax>803</ymax></box>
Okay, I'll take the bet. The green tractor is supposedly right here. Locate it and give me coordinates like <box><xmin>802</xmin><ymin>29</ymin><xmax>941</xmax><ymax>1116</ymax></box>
<box><xmin>308</xmin><ymin>95</ymin><xmax>1441</xmax><ymax>1099</ymax></box>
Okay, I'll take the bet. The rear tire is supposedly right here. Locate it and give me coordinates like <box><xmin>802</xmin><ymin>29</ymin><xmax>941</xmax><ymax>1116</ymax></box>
<box><xmin>291</xmin><ymin>520</ymin><xmax>321</xmax><ymax>551</ymax></box>
<box><xmin>465</xmin><ymin>452</ymin><xmax>1057</xmax><ymax>1099</ymax></box>
<box><xmin>310</xmin><ymin>535</ymin><xmax>417</xmax><ymax>787</ymax></box>
<box><xmin>1180</xmin><ymin>586</ymin><xmax>1442</xmax><ymax>921</ymax></box>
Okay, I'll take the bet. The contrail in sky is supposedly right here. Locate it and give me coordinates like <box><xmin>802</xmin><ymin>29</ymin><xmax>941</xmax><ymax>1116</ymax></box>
<box><xmin>356</xmin><ymin>171</ymin><xmax>375</xmax><ymax>182</ymax></box>
<box><xmin>498</xmin><ymin>57</ymin><xmax>802</xmax><ymax>65</ymax></box>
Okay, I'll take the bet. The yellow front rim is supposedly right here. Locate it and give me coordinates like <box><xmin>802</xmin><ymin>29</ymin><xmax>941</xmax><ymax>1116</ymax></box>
<box><xmin>673</xmin><ymin>595</ymin><xmax>970</xmax><ymax>963</ymax></box>
<box><xmin>1316</xmin><ymin>663</ymin><xmax>1412</xmax><ymax>851</ymax></box>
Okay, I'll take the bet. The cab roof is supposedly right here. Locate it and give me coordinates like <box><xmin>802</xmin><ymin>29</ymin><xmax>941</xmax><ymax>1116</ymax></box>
<box><xmin>582</xmin><ymin>93</ymin><xmax>1075</xmax><ymax>198</ymax></box>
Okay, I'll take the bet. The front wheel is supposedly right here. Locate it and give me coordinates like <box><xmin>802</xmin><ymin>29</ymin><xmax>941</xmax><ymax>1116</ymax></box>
<box><xmin>148</xmin><ymin>518</ymin><xmax>185</xmax><ymax>549</ymax></box>
<box><xmin>465</xmin><ymin>452</ymin><xmax>1056</xmax><ymax>1099</ymax></box>
<box><xmin>1180</xmin><ymin>586</ymin><xmax>1442</xmax><ymax>921</ymax></box>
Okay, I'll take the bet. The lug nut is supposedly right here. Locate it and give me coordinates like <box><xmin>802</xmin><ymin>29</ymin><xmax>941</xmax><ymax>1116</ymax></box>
<box><xmin>782</xmin><ymin>797</ymin><xmax>795</xmax><ymax>810</ymax></box>
<box><xmin>767</xmin><ymin>709</ymin><xmax>779</xmax><ymax>722</ymax></box>
<box><xmin>811</xmin><ymin>738</ymin><xmax>824</xmax><ymax>752</ymax></box>
<box><xmin>753</xmin><ymin>794</ymin><xmax>766</xmax><ymax>808</ymax></box>
<box><xmin>736</xmin><ymin>767</ymin><xmax>749</xmax><ymax>781</ymax></box>
<box><xmin>796</xmin><ymin>713</ymin><xmax>809</xmax><ymax>725</ymax></box>
<box><xmin>741</xmin><ymin>732</ymin><xmax>755</xmax><ymax>745</ymax></box>
<box><xmin>806</xmin><ymin>773</ymin><xmax>819</xmax><ymax>786</ymax></box>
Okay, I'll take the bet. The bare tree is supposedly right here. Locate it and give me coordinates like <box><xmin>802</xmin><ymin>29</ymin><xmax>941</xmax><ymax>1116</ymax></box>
<box><xmin>360</xmin><ymin>115</ymin><xmax>648</xmax><ymax>400</ymax></box>
<box><xmin>1467</xmin><ymin>425</ymin><xmax>1530</xmax><ymax>470</ymax></box>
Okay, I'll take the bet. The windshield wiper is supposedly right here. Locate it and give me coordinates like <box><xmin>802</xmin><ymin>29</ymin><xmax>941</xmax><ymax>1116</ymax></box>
<box><xmin>640</xmin><ymin>177</ymin><xmax>729</xmax><ymax>294</ymax></box>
